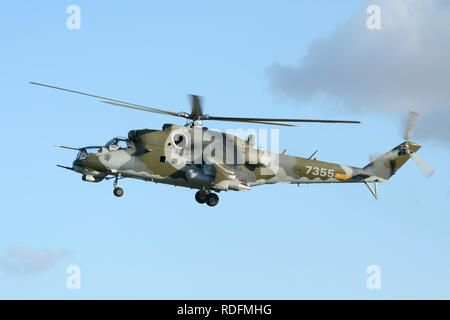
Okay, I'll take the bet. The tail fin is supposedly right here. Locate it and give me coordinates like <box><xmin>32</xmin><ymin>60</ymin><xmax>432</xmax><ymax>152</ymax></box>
<box><xmin>363</xmin><ymin>141</ymin><xmax>421</xmax><ymax>180</ymax></box>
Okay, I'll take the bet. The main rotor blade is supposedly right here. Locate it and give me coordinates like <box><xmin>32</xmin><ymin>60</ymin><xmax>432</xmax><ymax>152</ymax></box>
<box><xmin>404</xmin><ymin>111</ymin><xmax>420</xmax><ymax>141</ymax></box>
<box><xmin>218</xmin><ymin>119</ymin><xmax>296</xmax><ymax>127</ymax></box>
<box><xmin>190</xmin><ymin>95</ymin><xmax>203</xmax><ymax>118</ymax></box>
<box><xmin>246</xmin><ymin>120</ymin><xmax>296</xmax><ymax>127</ymax></box>
<box><xmin>203</xmin><ymin>115</ymin><xmax>360</xmax><ymax>124</ymax></box>
<box><xmin>410</xmin><ymin>152</ymin><xmax>435</xmax><ymax>178</ymax></box>
<box><xmin>100</xmin><ymin>101</ymin><xmax>183</xmax><ymax>117</ymax></box>
<box><xmin>30</xmin><ymin>82</ymin><xmax>180</xmax><ymax>118</ymax></box>
<box><xmin>31</xmin><ymin>82</ymin><xmax>360</xmax><ymax>125</ymax></box>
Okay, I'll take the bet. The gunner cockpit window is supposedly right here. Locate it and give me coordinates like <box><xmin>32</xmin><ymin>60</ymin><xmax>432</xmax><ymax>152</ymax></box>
<box><xmin>77</xmin><ymin>150</ymin><xmax>87</xmax><ymax>160</ymax></box>
<box><xmin>76</xmin><ymin>147</ymin><xmax>102</xmax><ymax>160</ymax></box>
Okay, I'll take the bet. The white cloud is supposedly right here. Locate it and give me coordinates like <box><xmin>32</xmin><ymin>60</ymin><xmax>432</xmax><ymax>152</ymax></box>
<box><xmin>268</xmin><ymin>0</ymin><xmax>450</xmax><ymax>145</ymax></box>
<box><xmin>0</xmin><ymin>246</ymin><xmax>70</xmax><ymax>275</ymax></box>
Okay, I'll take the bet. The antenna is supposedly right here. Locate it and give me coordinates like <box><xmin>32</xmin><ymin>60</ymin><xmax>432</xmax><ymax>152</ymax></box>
<box><xmin>307</xmin><ymin>150</ymin><xmax>318</xmax><ymax>160</ymax></box>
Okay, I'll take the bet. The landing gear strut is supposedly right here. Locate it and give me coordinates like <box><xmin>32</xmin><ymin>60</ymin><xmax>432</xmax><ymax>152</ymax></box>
<box><xmin>195</xmin><ymin>190</ymin><xmax>219</xmax><ymax>207</ymax></box>
<box><xmin>113</xmin><ymin>176</ymin><xmax>124</xmax><ymax>197</ymax></box>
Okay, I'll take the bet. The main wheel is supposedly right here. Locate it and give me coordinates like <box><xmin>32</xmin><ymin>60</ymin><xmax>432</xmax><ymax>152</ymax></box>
<box><xmin>206</xmin><ymin>193</ymin><xmax>219</xmax><ymax>207</ymax></box>
<box><xmin>195</xmin><ymin>191</ymin><xmax>207</xmax><ymax>204</ymax></box>
<box><xmin>113</xmin><ymin>187</ymin><xmax>124</xmax><ymax>197</ymax></box>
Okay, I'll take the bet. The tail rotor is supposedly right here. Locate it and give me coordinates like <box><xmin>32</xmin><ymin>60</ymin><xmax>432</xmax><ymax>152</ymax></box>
<box><xmin>403</xmin><ymin>111</ymin><xmax>435</xmax><ymax>178</ymax></box>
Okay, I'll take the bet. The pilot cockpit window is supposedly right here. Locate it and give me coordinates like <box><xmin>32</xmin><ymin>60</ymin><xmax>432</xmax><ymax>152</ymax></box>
<box><xmin>105</xmin><ymin>137</ymin><xmax>133</xmax><ymax>151</ymax></box>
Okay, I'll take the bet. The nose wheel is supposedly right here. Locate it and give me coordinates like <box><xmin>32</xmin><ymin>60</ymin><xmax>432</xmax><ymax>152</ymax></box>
<box><xmin>113</xmin><ymin>187</ymin><xmax>124</xmax><ymax>197</ymax></box>
<box><xmin>113</xmin><ymin>176</ymin><xmax>124</xmax><ymax>197</ymax></box>
<box><xmin>195</xmin><ymin>190</ymin><xmax>219</xmax><ymax>207</ymax></box>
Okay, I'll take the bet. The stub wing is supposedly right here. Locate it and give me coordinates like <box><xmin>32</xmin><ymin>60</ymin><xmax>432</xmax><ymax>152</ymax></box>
<box><xmin>206</xmin><ymin>157</ymin><xmax>251</xmax><ymax>192</ymax></box>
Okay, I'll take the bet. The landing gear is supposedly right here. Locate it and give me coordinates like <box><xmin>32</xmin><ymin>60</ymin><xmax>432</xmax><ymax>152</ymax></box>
<box><xmin>195</xmin><ymin>190</ymin><xmax>219</xmax><ymax>207</ymax></box>
<box><xmin>205</xmin><ymin>193</ymin><xmax>219</xmax><ymax>207</ymax></box>
<box><xmin>195</xmin><ymin>191</ymin><xmax>207</xmax><ymax>204</ymax></box>
<box><xmin>113</xmin><ymin>187</ymin><xmax>124</xmax><ymax>197</ymax></box>
<box><xmin>113</xmin><ymin>175</ymin><xmax>124</xmax><ymax>197</ymax></box>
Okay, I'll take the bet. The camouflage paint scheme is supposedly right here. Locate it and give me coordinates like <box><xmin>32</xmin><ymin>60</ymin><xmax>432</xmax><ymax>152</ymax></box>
<box><xmin>71</xmin><ymin>123</ymin><xmax>420</xmax><ymax>193</ymax></box>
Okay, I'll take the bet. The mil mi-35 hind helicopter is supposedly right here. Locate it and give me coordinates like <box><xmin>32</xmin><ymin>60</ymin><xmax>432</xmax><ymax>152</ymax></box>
<box><xmin>31</xmin><ymin>82</ymin><xmax>433</xmax><ymax>207</ymax></box>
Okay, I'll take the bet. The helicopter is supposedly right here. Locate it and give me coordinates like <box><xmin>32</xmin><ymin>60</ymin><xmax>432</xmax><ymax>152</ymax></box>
<box><xmin>30</xmin><ymin>82</ymin><xmax>433</xmax><ymax>207</ymax></box>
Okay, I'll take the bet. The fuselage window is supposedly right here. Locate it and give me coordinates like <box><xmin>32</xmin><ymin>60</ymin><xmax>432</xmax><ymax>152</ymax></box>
<box><xmin>173</xmin><ymin>133</ymin><xmax>187</xmax><ymax>148</ymax></box>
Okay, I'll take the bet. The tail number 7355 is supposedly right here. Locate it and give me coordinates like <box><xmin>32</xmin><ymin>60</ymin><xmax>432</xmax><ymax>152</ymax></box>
<box><xmin>305</xmin><ymin>166</ymin><xmax>334</xmax><ymax>178</ymax></box>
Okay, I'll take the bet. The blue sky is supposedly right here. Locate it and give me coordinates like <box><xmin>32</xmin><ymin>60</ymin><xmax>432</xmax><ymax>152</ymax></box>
<box><xmin>0</xmin><ymin>0</ymin><xmax>449</xmax><ymax>299</ymax></box>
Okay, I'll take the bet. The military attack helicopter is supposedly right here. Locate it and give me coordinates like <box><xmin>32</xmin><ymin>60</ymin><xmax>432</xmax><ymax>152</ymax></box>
<box><xmin>31</xmin><ymin>82</ymin><xmax>433</xmax><ymax>207</ymax></box>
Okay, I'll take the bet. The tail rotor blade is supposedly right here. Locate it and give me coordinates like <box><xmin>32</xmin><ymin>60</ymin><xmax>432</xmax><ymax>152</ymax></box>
<box><xmin>410</xmin><ymin>152</ymin><xmax>435</xmax><ymax>178</ymax></box>
<box><xmin>404</xmin><ymin>111</ymin><xmax>420</xmax><ymax>141</ymax></box>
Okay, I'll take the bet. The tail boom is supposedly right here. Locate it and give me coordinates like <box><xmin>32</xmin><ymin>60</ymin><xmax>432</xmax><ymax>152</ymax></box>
<box><xmin>362</xmin><ymin>141</ymin><xmax>421</xmax><ymax>180</ymax></box>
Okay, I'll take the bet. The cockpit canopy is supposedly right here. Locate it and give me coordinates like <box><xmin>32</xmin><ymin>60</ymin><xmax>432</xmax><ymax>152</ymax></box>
<box><xmin>76</xmin><ymin>146</ymin><xmax>103</xmax><ymax>160</ymax></box>
<box><xmin>75</xmin><ymin>138</ymin><xmax>134</xmax><ymax>160</ymax></box>
<box><xmin>105</xmin><ymin>137</ymin><xmax>134</xmax><ymax>151</ymax></box>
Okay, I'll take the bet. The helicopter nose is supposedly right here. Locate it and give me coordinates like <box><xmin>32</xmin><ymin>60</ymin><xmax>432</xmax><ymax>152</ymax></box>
<box><xmin>72</xmin><ymin>159</ymin><xmax>85</xmax><ymax>173</ymax></box>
